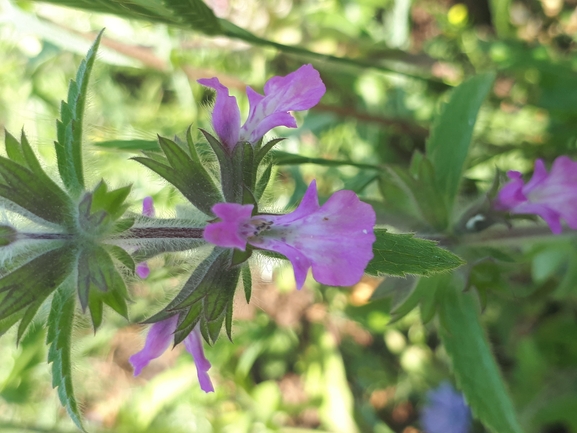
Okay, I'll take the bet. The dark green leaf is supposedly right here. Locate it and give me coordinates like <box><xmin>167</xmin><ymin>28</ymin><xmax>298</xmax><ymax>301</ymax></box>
<box><xmin>76</xmin><ymin>246</ymin><xmax>129</xmax><ymax>328</ymax></box>
<box><xmin>254</xmin><ymin>138</ymin><xmax>285</xmax><ymax>167</ymax></box>
<box><xmin>105</xmin><ymin>245</ymin><xmax>136</xmax><ymax>274</ymax></box>
<box><xmin>439</xmin><ymin>282</ymin><xmax>523</xmax><ymax>433</ymax></box>
<box><xmin>365</xmin><ymin>229</ymin><xmax>464</xmax><ymax>277</ymax></box>
<box><xmin>147</xmin><ymin>248</ymin><xmax>240</xmax><ymax>345</ymax></box>
<box><xmin>54</xmin><ymin>30</ymin><xmax>103</xmax><ymax>194</ymax></box>
<box><xmin>200</xmin><ymin>129</ymin><xmax>235</xmax><ymax>203</ymax></box>
<box><xmin>426</xmin><ymin>72</ymin><xmax>495</xmax><ymax>213</ymax></box>
<box><xmin>242</xmin><ymin>265</ymin><xmax>252</xmax><ymax>303</ymax></box>
<box><xmin>272</xmin><ymin>150</ymin><xmax>379</xmax><ymax>170</ymax></box>
<box><xmin>0</xmin><ymin>155</ymin><xmax>72</xmax><ymax>225</ymax></box>
<box><xmin>4</xmin><ymin>130</ymin><xmax>26</xmax><ymax>166</ymax></box>
<box><xmin>0</xmin><ymin>246</ymin><xmax>75</xmax><ymax>333</ymax></box>
<box><xmin>47</xmin><ymin>284</ymin><xmax>84</xmax><ymax>431</ymax></box>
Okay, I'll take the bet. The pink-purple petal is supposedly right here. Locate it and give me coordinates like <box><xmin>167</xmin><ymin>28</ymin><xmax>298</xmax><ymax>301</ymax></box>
<box><xmin>197</xmin><ymin>77</ymin><xmax>241</xmax><ymax>151</ymax></box>
<box><xmin>136</xmin><ymin>262</ymin><xmax>151</xmax><ymax>279</ymax></box>
<box><xmin>129</xmin><ymin>316</ymin><xmax>178</xmax><ymax>376</ymax></box>
<box><xmin>183</xmin><ymin>327</ymin><xmax>214</xmax><ymax>393</ymax></box>
<box><xmin>496</xmin><ymin>156</ymin><xmax>577</xmax><ymax>233</ymax></box>
<box><xmin>142</xmin><ymin>196</ymin><xmax>155</xmax><ymax>217</ymax></box>
<box><xmin>239</xmin><ymin>64</ymin><xmax>325</xmax><ymax>143</ymax></box>
<box><xmin>203</xmin><ymin>203</ymin><xmax>254</xmax><ymax>250</ymax></box>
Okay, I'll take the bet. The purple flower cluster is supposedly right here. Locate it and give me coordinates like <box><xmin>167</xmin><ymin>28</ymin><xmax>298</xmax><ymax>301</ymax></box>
<box><xmin>495</xmin><ymin>156</ymin><xmax>577</xmax><ymax>234</ymax></box>
<box><xmin>130</xmin><ymin>65</ymin><xmax>376</xmax><ymax>392</ymax></box>
<box><xmin>198</xmin><ymin>64</ymin><xmax>325</xmax><ymax>151</ymax></box>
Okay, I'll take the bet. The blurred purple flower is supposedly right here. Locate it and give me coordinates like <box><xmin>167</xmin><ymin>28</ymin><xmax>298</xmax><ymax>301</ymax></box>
<box><xmin>421</xmin><ymin>382</ymin><xmax>471</xmax><ymax>433</ymax></box>
<box><xmin>136</xmin><ymin>196</ymin><xmax>155</xmax><ymax>279</ymax></box>
<box><xmin>203</xmin><ymin>180</ymin><xmax>376</xmax><ymax>290</ymax></box>
<box><xmin>495</xmin><ymin>156</ymin><xmax>577</xmax><ymax>234</ymax></box>
<box><xmin>198</xmin><ymin>64</ymin><xmax>325</xmax><ymax>151</ymax></box>
<box><xmin>129</xmin><ymin>316</ymin><xmax>214</xmax><ymax>393</ymax></box>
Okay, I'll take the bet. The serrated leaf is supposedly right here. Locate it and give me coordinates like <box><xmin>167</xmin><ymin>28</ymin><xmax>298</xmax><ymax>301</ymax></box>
<box><xmin>163</xmin><ymin>0</ymin><xmax>221</xmax><ymax>34</ymax></box>
<box><xmin>54</xmin><ymin>30</ymin><xmax>103</xmax><ymax>195</ymax></box>
<box><xmin>47</xmin><ymin>284</ymin><xmax>84</xmax><ymax>431</ymax></box>
<box><xmin>439</xmin><ymin>283</ymin><xmax>524</xmax><ymax>433</ymax></box>
<box><xmin>0</xmin><ymin>155</ymin><xmax>72</xmax><ymax>225</ymax></box>
<box><xmin>365</xmin><ymin>229</ymin><xmax>464</xmax><ymax>277</ymax></box>
<box><xmin>0</xmin><ymin>246</ymin><xmax>75</xmax><ymax>335</ymax></box>
<box><xmin>426</xmin><ymin>72</ymin><xmax>495</xmax><ymax>213</ymax></box>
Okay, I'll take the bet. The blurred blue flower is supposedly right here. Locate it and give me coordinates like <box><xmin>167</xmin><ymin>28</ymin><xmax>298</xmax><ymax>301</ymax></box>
<box><xmin>421</xmin><ymin>382</ymin><xmax>472</xmax><ymax>433</ymax></box>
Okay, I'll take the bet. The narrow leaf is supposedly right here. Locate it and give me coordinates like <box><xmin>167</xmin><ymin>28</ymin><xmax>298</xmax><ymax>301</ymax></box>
<box><xmin>439</xmin><ymin>283</ymin><xmax>524</xmax><ymax>433</ymax></box>
<box><xmin>426</xmin><ymin>72</ymin><xmax>495</xmax><ymax>212</ymax></box>
<box><xmin>54</xmin><ymin>29</ymin><xmax>103</xmax><ymax>194</ymax></box>
<box><xmin>163</xmin><ymin>0</ymin><xmax>221</xmax><ymax>35</ymax></box>
<box><xmin>47</xmin><ymin>284</ymin><xmax>85</xmax><ymax>431</ymax></box>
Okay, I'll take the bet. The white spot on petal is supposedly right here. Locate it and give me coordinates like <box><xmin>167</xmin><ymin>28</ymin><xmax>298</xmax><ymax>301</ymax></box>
<box><xmin>362</xmin><ymin>229</ymin><xmax>367</xmax><ymax>234</ymax></box>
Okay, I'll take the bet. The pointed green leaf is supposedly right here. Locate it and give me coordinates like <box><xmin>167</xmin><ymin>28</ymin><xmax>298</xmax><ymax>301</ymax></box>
<box><xmin>105</xmin><ymin>245</ymin><xmax>136</xmax><ymax>274</ymax></box>
<box><xmin>254</xmin><ymin>138</ymin><xmax>285</xmax><ymax>167</ymax></box>
<box><xmin>365</xmin><ymin>229</ymin><xmax>464</xmax><ymax>277</ymax></box>
<box><xmin>200</xmin><ymin>129</ymin><xmax>235</xmax><ymax>202</ymax></box>
<box><xmin>54</xmin><ymin>30</ymin><xmax>103</xmax><ymax>194</ymax></box>
<box><xmin>0</xmin><ymin>246</ymin><xmax>75</xmax><ymax>331</ymax></box>
<box><xmin>4</xmin><ymin>130</ymin><xmax>26</xmax><ymax>166</ymax></box>
<box><xmin>47</xmin><ymin>284</ymin><xmax>84</xmax><ymax>431</ymax></box>
<box><xmin>77</xmin><ymin>246</ymin><xmax>129</xmax><ymax>328</ymax></box>
<box><xmin>157</xmin><ymin>135</ymin><xmax>223</xmax><ymax>214</ymax></box>
<box><xmin>426</xmin><ymin>73</ymin><xmax>495</xmax><ymax>212</ymax></box>
<box><xmin>439</xmin><ymin>283</ymin><xmax>524</xmax><ymax>433</ymax></box>
<box><xmin>242</xmin><ymin>265</ymin><xmax>252</xmax><ymax>303</ymax></box>
<box><xmin>147</xmin><ymin>248</ymin><xmax>240</xmax><ymax>345</ymax></box>
<box><xmin>163</xmin><ymin>0</ymin><xmax>221</xmax><ymax>34</ymax></box>
<box><xmin>255</xmin><ymin>162</ymin><xmax>273</xmax><ymax>201</ymax></box>
<box><xmin>0</xmin><ymin>155</ymin><xmax>72</xmax><ymax>225</ymax></box>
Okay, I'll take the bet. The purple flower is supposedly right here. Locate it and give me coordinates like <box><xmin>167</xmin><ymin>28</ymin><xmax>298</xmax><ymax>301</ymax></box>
<box><xmin>129</xmin><ymin>316</ymin><xmax>214</xmax><ymax>393</ymax></box>
<box><xmin>495</xmin><ymin>156</ymin><xmax>577</xmax><ymax>234</ymax></box>
<box><xmin>198</xmin><ymin>64</ymin><xmax>326</xmax><ymax>151</ymax></box>
<box><xmin>136</xmin><ymin>196</ymin><xmax>155</xmax><ymax>279</ymax></box>
<box><xmin>203</xmin><ymin>180</ymin><xmax>376</xmax><ymax>290</ymax></box>
<box><xmin>421</xmin><ymin>382</ymin><xmax>471</xmax><ymax>433</ymax></box>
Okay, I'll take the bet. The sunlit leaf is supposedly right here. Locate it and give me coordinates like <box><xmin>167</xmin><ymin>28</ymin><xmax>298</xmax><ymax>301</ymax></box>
<box><xmin>439</xmin><ymin>282</ymin><xmax>524</xmax><ymax>433</ymax></box>
<box><xmin>365</xmin><ymin>229</ymin><xmax>464</xmax><ymax>277</ymax></box>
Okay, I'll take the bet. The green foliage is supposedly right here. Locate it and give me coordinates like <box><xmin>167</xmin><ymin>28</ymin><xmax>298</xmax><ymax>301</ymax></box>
<box><xmin>54</xmin><ymin>30</ymin><xmax>103</xmax><ymax>196</ymax></box>
<box><xmin>77</xmin><ymin>246</ymin><xmax>129</xmax><ymax>330</ymax></box>
<box><xmin>365</xmin><ymin>229</ymin><xmax>464</xmax><ymax>277</ymax></box>
<box><xmin>439</xmin><ymin>282</ymin><xmax>523</xmax><ymax>433</ymax></box>
<box><xmin>0</xmin><ymin>131</ymin><xmax>73</xmax><ymax>226</ymax></box>
<box><xmin>426</xmin><ymin>73</ymin><xmax>495</xmax><ymax>215</ymax></box>
<box><xmin>146</xmin><ymin>248</ymin><xmax>240</xmax><ymax>345</ymax></box>
<box><xmin>46</xmin><ymin>284</ymin><xmax>84</xmax><ymax>431</ymax></box>
<box><xmin>133</xmin><ymin>133</ymin><xmax>223</xmax><ymax>215</ymax></box>
<box><xmin>0</xmin><ymin>246</ymin><xmax>76</xmax><ymax>340</ymax></box>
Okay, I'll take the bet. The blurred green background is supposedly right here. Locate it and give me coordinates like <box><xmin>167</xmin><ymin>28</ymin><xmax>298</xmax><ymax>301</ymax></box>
<box><xmin>2</xmin><ymin>0</ymin><xmax>577</xmax><ymax>432</ymax></box>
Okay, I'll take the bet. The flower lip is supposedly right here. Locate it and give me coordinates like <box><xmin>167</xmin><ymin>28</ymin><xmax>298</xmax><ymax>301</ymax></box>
<box><xmin>203</xmin><ymin>180</ymin><xmax>376</xmax><ymax>290</ymax></box>
<box><xmin>129</xmin><ymin>317</ymin><xmax>214</xmax><ymax>393</ymax></box>
<box><xmin>495</xmin><ymin>156</ymin><xmax>577</xmax><ymax>234</ymax></box>
<box><xmin>197</xmin><ymin>64</ymin><xmax>325</xmax><ymax>151</ymax></box>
